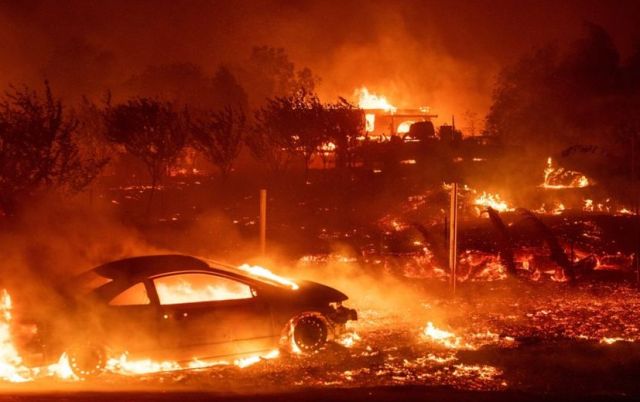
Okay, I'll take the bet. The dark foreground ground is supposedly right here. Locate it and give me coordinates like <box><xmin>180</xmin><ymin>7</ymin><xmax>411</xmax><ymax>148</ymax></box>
<box><xmin>0</xmin><ymin>387</ymin><xmax>637</xmax><ymax>402</ymax></box>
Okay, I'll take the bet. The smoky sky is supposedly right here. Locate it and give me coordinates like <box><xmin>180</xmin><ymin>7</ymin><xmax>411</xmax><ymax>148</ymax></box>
<box><xmin>1</xmin><ymin>0</ymin><xmax>639</xmax><ymax>126</ymax></box>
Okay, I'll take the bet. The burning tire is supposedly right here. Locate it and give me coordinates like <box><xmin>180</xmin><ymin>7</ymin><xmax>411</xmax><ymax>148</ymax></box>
<box><xmin>290</xmin><ymin>313</ymin><xmax>328</xmax><ymax>353</ymax></box>
<box><xmin>66</xmin><ymin>342</ymin><xmax>106</xmax><ymax>378</ymax></box>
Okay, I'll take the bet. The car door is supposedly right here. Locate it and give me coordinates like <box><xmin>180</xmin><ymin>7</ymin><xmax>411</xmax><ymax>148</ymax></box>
<box><xmin>101</xmin><ymin>280</ymin><xmax>163</xmax><ymax>357</ymax></box>
<box><xmin>150</xmin><ymin>272</ymin><xmax>274</xmax><ymax>362</ymax></box>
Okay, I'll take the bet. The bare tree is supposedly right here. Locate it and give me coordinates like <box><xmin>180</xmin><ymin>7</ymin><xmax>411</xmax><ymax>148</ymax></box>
<box><xmin>248</xmin><ymin>89</ymin><xmax>325</xmax><ymax>181</ymax></box>
<box><xmin>0</xmin><ymin>83</ymin><xmax>107</xmax><ymax>214</ymax></box>
<box><xmin>463</xmin><ymin>109</ymin><xmax>479</xmax><ymax>136</ymax></box>
<box><xmin>246</xmin><ymin>99</ymin><xmax>295</xmax><ymax>175</ymax></box>
<box><xmin>74</xmin><ymin>97</ymin><xmax>115</xmax><ymax>179</ymax></box>
<box><xmin>240</xmin><ymin>46</ymin><xmax>319</xmax><ymax>108</ymax></box>
<box><xmin>191</xmin><ymin>106</ymin><xmax>246</xmax><ymax>177</ymax></box>
<box><xmin>324</xmin><ymin>98</ymin><xmax>364</xmax><ymax>169</ymax></box>
<box><xmin>104</xmin><ymin>98</ymin><xmax>187</xmax><ymax>209</ymax></box>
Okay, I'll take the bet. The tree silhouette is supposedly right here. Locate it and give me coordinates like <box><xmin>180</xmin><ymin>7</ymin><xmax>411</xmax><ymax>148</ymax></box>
<box><xmin>485</xmin><ymin>23</ymin><xmax>640</xmax><ymax>196</ymax></box>
<box><xmin>0</xmin><ymin>83</ymin><xmax>107</xmax><ymax>214</ymax></box>
<box><xmin>105</xmin><ymin>98</ymin><xmax>187</xmax><ymax>209</ymax></box>
<box><xmin>211</xmin><ymin>66</ymin><xmax>248</xmax><ymax>112</ymax></box>
<box><xmin>249</xmin><ymin>89</ymin><xmax>325</xmax><ymax>181</ymax></box>
<box><xmin>190</xmin><ymin>106</ymin><xmax>246</xmax><ymax>178</ymax></box>
<box><xmin>241</xmin><ymin>46</ymin><xmax>318</xmax><ymax>108</ymax></box>
<box><xmin>323</xmin><ymin>98</ymin><xmax>364</xmax><ymax>169</ymax></box>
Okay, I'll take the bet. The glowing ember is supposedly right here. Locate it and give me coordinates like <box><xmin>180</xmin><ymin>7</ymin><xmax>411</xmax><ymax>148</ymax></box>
<box><xmin>472</xmin><ymin>192</ymin><xmax>513</xmax><ymax>212</ymax></box>
<box><xmin>106</xmin><ymin>355</ymin><xmax>182</xmax><ymax>374</ymax></box>
<box><xmin>422</xmin><ymin>322</ymin><xmax>471</xmax><ymax>349</ymax></box>
<box><xmin>318</xmin><ymin>142</ymin><xmax>336</xmax><ymax>154</ymax></box>
<box><xmin>234</xmin><ymin>349</ymin><xmax>279</xmax><ymax>368</ymax></box>
<box><xmin>599</xmin><ymin>337</ymin><xmax>627</xmax><ymax>345</ymax></box>
<box><xmin>584</xmin><ymin>199</ymin><xmax>594</xmax><ymax>212</ymax></box>
<box><xmin>542</xmin><ymin>157</ymin><xmax>591</xmax><ymax>189</ymax></box>
<box><xmin>337</xmin><ymin>332</ymin><xmax>361</xmax><ymax>348</ymax></box>
<box><xmin>104</xmin><ymin>349</ymin><xmax>280</xmax><ymax>374</ymax></box>
<box><xmin>552</xmin><ymin>202</ymin><xmax>565</xmax><ymax>215</ymax></box>
<box><xmin>238</xmin><ymin>264</ymin><xmax>299</xmax><ymax>290</ymax></box>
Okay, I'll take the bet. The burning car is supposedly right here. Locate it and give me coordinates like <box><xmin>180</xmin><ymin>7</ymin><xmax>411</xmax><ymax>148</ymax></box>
<box><xmin>16</xmin><ymin>254</ymin><xmax>357</xmax><ymax>377</ymax></box>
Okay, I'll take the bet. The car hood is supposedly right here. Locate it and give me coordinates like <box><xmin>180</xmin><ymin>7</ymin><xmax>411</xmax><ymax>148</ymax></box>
<box><xmin>295</xmin><ymin>280</ymin><xmax>348</xmax><ymax>303</ymax></box>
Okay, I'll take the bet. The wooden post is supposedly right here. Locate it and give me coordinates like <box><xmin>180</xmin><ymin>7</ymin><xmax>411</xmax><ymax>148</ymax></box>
<box><xmin>259</xmin><ymin>189</ymin><xmax>267</xmax><ymax>255</ymax></box>
<box><xmin>449</xmin><ymin>182</ymin><xmax>458</xmax><ymax>295</ymax></box>
<box><xmin>633</xmin><ymin>135</ymin><xmax>639</xmax><ymax>289</ymax></box>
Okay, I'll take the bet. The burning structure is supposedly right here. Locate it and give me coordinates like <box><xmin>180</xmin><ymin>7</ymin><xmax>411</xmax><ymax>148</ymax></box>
<box><xmin>356</xmin><ymin>88</ymin><xmax>438</xmax><ymax>140</ymax></box>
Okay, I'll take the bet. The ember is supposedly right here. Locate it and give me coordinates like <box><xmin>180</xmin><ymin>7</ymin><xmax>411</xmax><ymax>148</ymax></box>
<box><xmin>472</xmin><ymin>192</ymin><xmax>513</xmax><ymax>213</ymax></box>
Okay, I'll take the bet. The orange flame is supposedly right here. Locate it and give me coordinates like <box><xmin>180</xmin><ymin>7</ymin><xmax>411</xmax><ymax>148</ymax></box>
<box><xmin>472</xmin><ymin>192</ymin><xmax>513</xmax><ymax>213</ymax></box>
<box><xmin>422</xmin><ymin>322</ymin><xmax>473</xmax><ymax>349</ymax></box>
<box><xmin>238</xmin><ymin>264</ymin><xmax>299</xmax><ymax>290</ymax></box>
<box><xmin>542</xmin><ymin>157</ymin><xmax>591</xmax><ymax>189</ymax></box>
<box><xmin>356</xmin><ymin>87</ymin><xmax>396</xmax><ymax>113</ymax></box>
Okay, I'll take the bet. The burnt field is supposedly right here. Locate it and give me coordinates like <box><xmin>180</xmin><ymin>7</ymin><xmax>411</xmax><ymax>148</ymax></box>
<box><xmin>1</xmin><ymin>162</ymin><xmax>640</xmax><ymax>401</ymax></box>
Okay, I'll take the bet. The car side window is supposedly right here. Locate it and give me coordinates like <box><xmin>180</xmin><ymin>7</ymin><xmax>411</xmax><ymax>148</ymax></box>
<box><xmin>153</xmin><ymin>273</ymin><xmax>253</xmax><ymax>305</ymax></box>
<box><xmin>109</xmin><ymin>282</ymin><xmax>150</xmax><ymax>306</ymax></box>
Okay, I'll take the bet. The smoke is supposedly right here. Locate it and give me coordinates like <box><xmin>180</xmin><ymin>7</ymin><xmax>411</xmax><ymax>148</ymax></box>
<box><xmin>1</xmin><ymin>0</ymin><xmax>638</xmax><ymax>128</ymax></box>
<box><xmin>0</xmin><ymin>193</ymin><xmax>155</xmax><ymax>303</ymax></box>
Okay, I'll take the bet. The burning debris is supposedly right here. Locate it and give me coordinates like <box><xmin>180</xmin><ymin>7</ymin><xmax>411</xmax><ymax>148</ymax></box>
<box><xmin>541</xmin><ymin>157</ymin><xmax>592</xmax><ymax>189</ymax></box>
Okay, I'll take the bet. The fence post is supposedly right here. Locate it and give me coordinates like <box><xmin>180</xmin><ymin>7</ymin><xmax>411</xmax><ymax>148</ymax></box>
<box><xmin>259</xmin><ymin>189</ymin><xmax>267</xmax><ymax>255</ymax></box>
<box><xmin>449</xmin><ymin>183</ymin><xmax>458</xmax><ymax>295</ymax></box>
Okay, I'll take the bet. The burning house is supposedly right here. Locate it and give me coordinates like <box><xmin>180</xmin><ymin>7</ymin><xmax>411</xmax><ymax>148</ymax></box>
<box><xmin>356</xmin><ymin>88</ymin><xmax>438</xmax><ymax>141</ymax></box>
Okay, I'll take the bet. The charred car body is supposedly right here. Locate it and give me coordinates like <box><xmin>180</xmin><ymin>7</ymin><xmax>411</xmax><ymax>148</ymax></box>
<box><xmin>17</xmin><ymin>255</ymin><xmax>357</xmax><ymax>377</ymax></box>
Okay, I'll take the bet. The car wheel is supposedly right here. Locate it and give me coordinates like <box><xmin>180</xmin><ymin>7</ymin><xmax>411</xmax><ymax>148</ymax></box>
<box><xmin>291</xmin><ymin>314</ymin><xmax>328</xmax><ymax>353</ymax></box>
<box><xmin>67</xmin><ymin>342</ymin><xmax>106</xmax><ymax>378</ymax></box>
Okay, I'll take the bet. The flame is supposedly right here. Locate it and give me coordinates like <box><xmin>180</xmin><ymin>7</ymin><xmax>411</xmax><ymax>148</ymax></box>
<box><xmin>599</xmin><ymin>337</ymin><xmax>631</xmax><ymax>345</ymax></box>
<box><xmin>422</xmin><ymin>322</ymin><xmax>471</xmax><ymax>349</ymax></box>
<box><xmin>473</xmin><ymin>192</ymin><xmax>513</xmax><ymax>212</ymax></box>
<box><xmin>319</xmin><ymin>142</ymin><xmax>336</xmax><ymax>155</ymax></box>
<box><xmin>0</xmin><ymin>290</ymin><xmax>29</xmax><ymax>382</ymax></box>
<box><xmin>337</xmin><ymin>332</ymin><xmax>361</xmax><ymax>348</ymax></box>
<box><xmin>365</xmin><ymin>113</ymin><xmax>375</xmax><ymax>132</ymax></box>
<box><xmin>542</xmin><ymin>157</ymin><xmax>591</xmax><ymax>189</ymax></box>
<box><xmin>584</xmin><ymin>199</ymin><xmax>594</xmax><ymax>212</ymax></box>
<box><xmin>356</xmin><ymin>87</ymin><xmax>396</xmax><ymax>112</ymax></box>
<box><xmin>397</xmin><ymin>121</ymin><xmax>414</xmax><ymax>134</ymax></box>
<box><xmin>238</xmin><ymin>264</ymin><xmax>299</xmax><ymax>290</ymax></box>
<box><xmin>552</xmin><ymin>203</ymin><xmax>565</xmax><ymax>215</ymax></box>
<box><xmin>104</xmin><ymin>348</ymin><xmax>280</xmax><ymax>375</ymax></box>
<box><xmin>155</xmin><ymin>278</ymin><xmax>253</xmax><ymax>305</ymax></box>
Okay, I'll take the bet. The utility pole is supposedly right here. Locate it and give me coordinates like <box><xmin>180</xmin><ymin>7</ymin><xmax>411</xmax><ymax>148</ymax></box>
<box><xmin>449</xmin><ymin>183</ymin><xmax>459</xmax><ymax>295</ymax></box>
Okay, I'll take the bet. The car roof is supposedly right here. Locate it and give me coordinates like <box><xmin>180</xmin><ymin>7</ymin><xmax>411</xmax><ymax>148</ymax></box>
<box><xmin>75</xmin><ymin>254</ymin><xmax>291</xmax><ymax>292</ymax></box>
<box><xmin>92</xmin><ymin>254</ymin><xmax>212</xmax><ymax>279</ymax></box>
